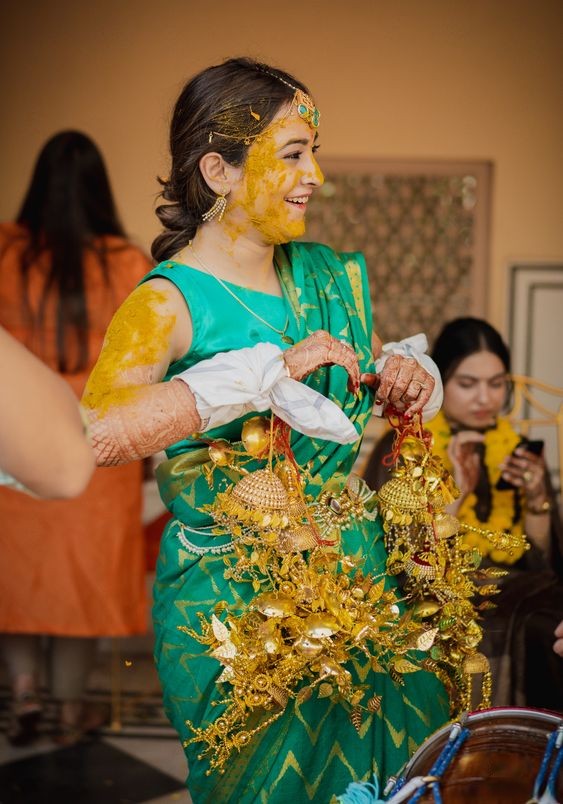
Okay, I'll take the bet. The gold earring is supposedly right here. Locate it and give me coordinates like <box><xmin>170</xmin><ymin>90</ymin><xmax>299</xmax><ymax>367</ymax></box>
<box><xmin>202</xmin><ymin>188</ymin><xmax>227</xmax><ymax>223</ymax></box>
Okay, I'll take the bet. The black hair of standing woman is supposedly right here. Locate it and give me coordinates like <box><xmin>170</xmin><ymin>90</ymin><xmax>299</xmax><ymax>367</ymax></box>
<box><xmin>15</xmin><ymin>131</ymin><xmax>125</xmax><ymax>373</ymax></box>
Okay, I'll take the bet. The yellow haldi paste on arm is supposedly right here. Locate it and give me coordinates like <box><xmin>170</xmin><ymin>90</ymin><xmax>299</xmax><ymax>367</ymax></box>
<box><xmin>83</xmin><ymin>284</ymin><xmax>176</xmax><ymax>415</ymax></box>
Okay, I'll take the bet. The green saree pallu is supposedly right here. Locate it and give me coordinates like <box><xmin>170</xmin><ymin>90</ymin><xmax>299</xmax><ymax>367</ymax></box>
<box><xmin>143</xmin><ymin>242</ymin><xmax>449</xmax><ymax>803</ymax></box>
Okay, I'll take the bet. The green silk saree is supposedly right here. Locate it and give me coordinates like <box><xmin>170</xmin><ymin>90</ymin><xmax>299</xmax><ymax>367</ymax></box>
<box><xmin>143</xmin><ymin>242</ymin><xmax>449</xmax><ymax>803</ymax></box>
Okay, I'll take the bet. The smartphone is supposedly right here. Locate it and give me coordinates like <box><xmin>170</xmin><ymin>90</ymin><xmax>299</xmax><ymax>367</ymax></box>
<box><xmin>495</xmin><ymin>438</ymin><xmax>545</xmax><ymax>491</ymax></box>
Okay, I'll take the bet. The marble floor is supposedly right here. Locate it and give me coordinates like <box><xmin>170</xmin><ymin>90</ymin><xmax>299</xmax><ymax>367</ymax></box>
<box><xmin>0</xmin><ymin>644</ymin><xmax>192</xmax><ymax>804</ymax></box>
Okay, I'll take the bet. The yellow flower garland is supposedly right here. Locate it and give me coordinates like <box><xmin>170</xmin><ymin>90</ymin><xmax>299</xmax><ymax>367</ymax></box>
<box><xmin>425</xmin><ymin>411</ymin><xmax>526</xmax><ymax>564</ymax></box>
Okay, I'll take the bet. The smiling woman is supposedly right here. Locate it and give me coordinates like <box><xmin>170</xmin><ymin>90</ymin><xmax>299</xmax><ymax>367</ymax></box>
<box><xmin>81</xmin><ymin>57</ymin><xmax>447</xmax><ymax>802</ymax></box>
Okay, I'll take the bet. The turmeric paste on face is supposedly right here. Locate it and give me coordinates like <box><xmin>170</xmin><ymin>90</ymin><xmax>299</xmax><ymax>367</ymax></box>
<box><xmin>226</xmin><ymin>116</ymin><xmax>323</xmax><ymax>245</ymax></box>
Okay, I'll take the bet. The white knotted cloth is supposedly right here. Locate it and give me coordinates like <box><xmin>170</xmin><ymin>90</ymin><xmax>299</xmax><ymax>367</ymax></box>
<box><xmin>174</xmin><ymin>342</ymin><xmax>359</xmax><ymax>444</ymax></box>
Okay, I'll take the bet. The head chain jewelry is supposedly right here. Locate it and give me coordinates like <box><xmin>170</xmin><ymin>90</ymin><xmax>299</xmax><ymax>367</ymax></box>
<box><xmin>256</xmin><ymin>66</ymin><xmax>320</xmax><ymax>128</ymax></box>
<box><xmin>208</xmin><ymin>73</ymin><xmax>320</xmax><ymax>145</ymax></box>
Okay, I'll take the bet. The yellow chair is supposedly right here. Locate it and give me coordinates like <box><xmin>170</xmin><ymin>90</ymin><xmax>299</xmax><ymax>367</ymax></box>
<box><xmin>509</xmin><ymin>374</ymin><xmax>563</xmax><ymax>495</ymax></box>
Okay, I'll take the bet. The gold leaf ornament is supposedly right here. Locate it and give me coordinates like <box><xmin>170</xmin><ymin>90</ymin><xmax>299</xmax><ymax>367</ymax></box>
<box><xmin>296</xmin><ymin>687</ymin><xmax>312</xmax><ymax>704</ymax></box>
<box><xmin>368</xmin><ymin>578</ymin><xmax>386</xmax><ymax>603</ymax></box>
<box><xmin>391</xmin><ymin>658</ymin><xmax>421</xmax><ymax>674</ymax></box>
<box><xmin>294</xmin><ymin>635</ymin><xmax>323</xmax><ymax>657</ymax></box>
<box><xmin>211</xmin><ymin>614</ymin><xmax>230</xmax><ymax>643</ymax></box>
<box><xmin>415</xmin><ymin>627</ymin><xmax>438</xmax><ymax>652</ymax></box>
<box><xmin>254</xmin><ymin>592</ymin><xmax>296</xmax><ymax>618</ymax></box>
<box><xmin>303</xmin><ymin>613</ymin><xmax>341</xmax><ymax>638</ymax></box>
<box><xmin>350</xmin><ymin>706</ymin><xmax>363</xmax><ymax>732</ymax></box>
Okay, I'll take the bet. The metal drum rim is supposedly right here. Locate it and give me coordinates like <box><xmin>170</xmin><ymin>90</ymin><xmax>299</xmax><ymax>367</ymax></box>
<box><xmin>400</xmin><ymin>706</ymin><xmax>563</xmax><ymax>780</ymax></box>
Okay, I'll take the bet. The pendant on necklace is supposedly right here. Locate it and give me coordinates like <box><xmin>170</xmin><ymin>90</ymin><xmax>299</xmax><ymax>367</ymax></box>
<box><xmin>282</xmin><ymin>335</ymin><xmax>294</xmax><ymax>345</ymax></box>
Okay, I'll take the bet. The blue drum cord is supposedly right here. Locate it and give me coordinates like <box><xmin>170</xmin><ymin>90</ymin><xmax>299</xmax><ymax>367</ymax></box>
<box><xmin>403</xmin><ymin>722</ymin><xmax>470</xmax><ymax>804</ymax></box>
<box><xmin>531</xmin><ymin>723</ymin><xmax>563</xmax><ymax>803</ymax></box>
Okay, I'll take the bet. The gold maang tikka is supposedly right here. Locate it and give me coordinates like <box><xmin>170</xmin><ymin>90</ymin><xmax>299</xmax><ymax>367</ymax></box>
<box><xmin>292</xmin><ymin>88</ymin><xmax>320</xmax><ymax>128</ymax></box>
<box><xmin>258</xmin><ymin>68</ymin><xmax>320</xmax><ymax>128</ymax></box>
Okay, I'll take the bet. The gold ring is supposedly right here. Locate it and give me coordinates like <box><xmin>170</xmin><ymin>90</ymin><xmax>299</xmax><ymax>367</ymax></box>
<box><xmin>523</xmin><ymin>470</ymin><xmax>533</xmax><ymax>483</ymax></box>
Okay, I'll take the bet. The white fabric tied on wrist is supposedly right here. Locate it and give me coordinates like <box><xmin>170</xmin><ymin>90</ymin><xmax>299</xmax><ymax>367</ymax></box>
<box><xmin>373</xmin><ymin>333</ymin><xmax>443</xmax><ymax>422</ymax></box>
<box><xmin>174</xmin><ymin>342</ymin><xmax>359</xmax><ymax>444</ymax></box>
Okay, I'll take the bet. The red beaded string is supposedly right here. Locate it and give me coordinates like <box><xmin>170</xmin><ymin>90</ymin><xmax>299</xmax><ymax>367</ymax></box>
<box><xmin>272</xmin><ymin>417</ymin><xmax>330</xmax><ymax>545</ymax></box>
<box><xmin>381</xmin><ymin>406</ymin><xmax>432</xmax><ymax>467</ymax></box>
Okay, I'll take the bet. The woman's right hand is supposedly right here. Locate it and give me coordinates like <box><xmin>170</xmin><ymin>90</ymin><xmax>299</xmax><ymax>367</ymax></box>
<box><xmin>283</xmin><ymin>330</ymin><xmax>360</xmax><ymax>393</ymax></box>
<box><xmin>447</xmin><ymin>431</ymin><xmax>484</xmax><ymax>499</ymax></box>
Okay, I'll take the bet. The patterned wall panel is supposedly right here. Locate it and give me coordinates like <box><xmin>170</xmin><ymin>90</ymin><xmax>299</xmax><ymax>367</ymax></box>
<box><xmin>303</xmin><ymin>159</ymin><xmax>492</xmax><ymax>344</ymax></box>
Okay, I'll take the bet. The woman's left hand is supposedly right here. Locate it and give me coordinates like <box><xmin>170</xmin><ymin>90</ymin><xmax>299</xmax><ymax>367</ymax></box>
<box><xmin>499</xmin><ymin>445</ymin><xmax>547</xmax><ymax>500</ymax></box>
<box><xmin>361</xmin><ymin>354</ymin><xmax>435</xmax><ymax>416</ymax></box>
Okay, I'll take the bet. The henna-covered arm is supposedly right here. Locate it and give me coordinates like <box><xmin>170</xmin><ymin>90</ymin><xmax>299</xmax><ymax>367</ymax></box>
<box><xmin>361</xmin><ymin>333</ymin><xmax>443</xmax><ymax>420</ymax></box>
<box><xmin>84</xmin><ymin>377</ymin><xmax>202</xmax><ymax>466</ymax></box>
<box><xmin>283</xmin><ymin>330</ymin><xmax>360</xmax><ymax>392</ymax></box>
<box><xmin>82</xmin><ymin>280</ymin><xmax>197</xmax><ymax>467</ymax></box>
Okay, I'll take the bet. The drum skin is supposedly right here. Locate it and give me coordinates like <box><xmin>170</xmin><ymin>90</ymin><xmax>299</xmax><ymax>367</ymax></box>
<box><xmin>402</xmin><ymin>708</ymin><xmax>563</xmax><ymax>803</ymax></box>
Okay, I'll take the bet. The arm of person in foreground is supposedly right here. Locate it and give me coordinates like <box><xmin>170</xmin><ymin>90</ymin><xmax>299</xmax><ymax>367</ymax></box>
<box><xmin>0</xmin><ymin>326</ymin><xmax>94</xmax><ymax>498</ymax></box>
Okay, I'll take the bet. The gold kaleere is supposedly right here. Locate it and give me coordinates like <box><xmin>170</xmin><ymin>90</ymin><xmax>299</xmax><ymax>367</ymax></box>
<box><xmin>376</xmin><ymin>413</ymin><xmax>528</xmax><ymax>713</ymax></box>
<box><xmin>179</xmin><ymin>417</ymin><xmax>441</xmax><ymax>775</ymax></box>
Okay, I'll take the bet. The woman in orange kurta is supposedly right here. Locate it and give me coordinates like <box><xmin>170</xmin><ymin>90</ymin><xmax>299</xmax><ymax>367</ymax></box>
<box><xmin>0</xmin><ymin>131</ymin><xmax>151</xmax><ymax>745</ymax></box>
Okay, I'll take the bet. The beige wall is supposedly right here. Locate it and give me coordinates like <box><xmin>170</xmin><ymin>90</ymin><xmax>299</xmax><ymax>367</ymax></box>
<box><xmin>1</xmin><ymin>0</ymin><xmax>561</xmax><ymax>331</ymax></box>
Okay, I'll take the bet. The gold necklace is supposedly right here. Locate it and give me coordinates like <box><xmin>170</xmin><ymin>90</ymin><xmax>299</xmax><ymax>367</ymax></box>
<box><xmin>187</xmin><ymin>244</ymin><xmax>294</xmax><ymax>344</ymax></box>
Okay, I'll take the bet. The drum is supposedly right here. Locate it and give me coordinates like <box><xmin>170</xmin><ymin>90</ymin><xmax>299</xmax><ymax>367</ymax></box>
<box><xmin>393</xmin><ymin>707</ymin><xmax>563</xmax><ymax>803</ymax></box>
